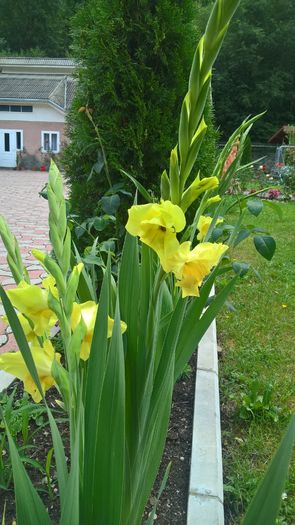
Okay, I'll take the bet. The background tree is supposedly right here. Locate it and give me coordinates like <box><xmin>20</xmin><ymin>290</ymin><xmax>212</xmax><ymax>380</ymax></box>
<box><xmin>64</xmin><ymin>0</ymin><xmax>218</xmax><ymax>218</ymax></box>
<box><xmin>199</xmin><ymin>0</ymin><xmax>295</xmax><ymax>141</ymax></box>
<box><xmin>0</xmin><ymin>0</ymin><xmax>82</xmax><ymax>56</ymax></box>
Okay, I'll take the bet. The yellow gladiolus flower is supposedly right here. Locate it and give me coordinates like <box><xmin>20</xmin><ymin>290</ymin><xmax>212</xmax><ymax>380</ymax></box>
<box><xmin>176</xmin><ymin>242</ymin><xmax>228</xmax><ymax>297</ymax></box>
<box><xmin>0</xmin><ymin>340</ymin><xmax>61</xmax><ymax>403</ymax></box>
<box><xmin>126</xmin><ymin>200</ymin><xmax>185</xmax><ymax>256</ymax></box>
<box><xmin>172</xmin><ymin>242</ymin><xmax>228</xmax><ymax>298</ymax></box>
<box><xmin>197</xmin><ymin>215</ymin><xmax>224</xmax><ymax>241</ymax></box>
<box><xmin>6</xmin><ymin>281</ymin><xmax>57</xmax><ymax>336</ymax></box>
<box><xmin>71</xmin><ymin>301</ymin><xmax>127</xmax><ymax>361</ymax></box>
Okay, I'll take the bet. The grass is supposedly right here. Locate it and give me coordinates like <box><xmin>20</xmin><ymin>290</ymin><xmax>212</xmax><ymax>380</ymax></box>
<box><xmin>218</xmin><ymin>200</ymin><xmax>295</xmax><ymax>524</ymax></box>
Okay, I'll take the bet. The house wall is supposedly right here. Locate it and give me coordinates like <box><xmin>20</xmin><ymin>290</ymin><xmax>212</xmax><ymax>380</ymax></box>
<box><xmin>0</xmin><ymin>103</ymin><xmax>66</xmax><ymax>162</ymax></box>
<box><xmin>0</xmin><ymin>121</ymin><xmax>66</xmax><ymax>156</ymax></box>
<box><xmin>0</xmin><ymin>103</ymin><xmax>65</xmax><ymax>123</ymax></box>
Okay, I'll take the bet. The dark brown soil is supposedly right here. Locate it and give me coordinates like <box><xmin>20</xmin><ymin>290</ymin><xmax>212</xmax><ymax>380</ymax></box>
<box><xmin>0</xmin><ymin>353</ymin><xmax>197</xmax><ymax>525</ymax></box>
<box><xmin>145</xmin><ymin>353</ymin><xmax>197</xmax><ymax>524</ymax></box>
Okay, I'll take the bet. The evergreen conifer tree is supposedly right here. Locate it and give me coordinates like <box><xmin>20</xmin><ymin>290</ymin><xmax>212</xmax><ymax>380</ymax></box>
<box><xmin>64</xmin><ymin>0</ymin><xmax>218</xmax><ymax>218</ymax></box>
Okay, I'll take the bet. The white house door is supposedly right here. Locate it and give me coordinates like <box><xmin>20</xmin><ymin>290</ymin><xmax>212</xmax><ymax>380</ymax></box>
<box><xmin>0</xmin><ymin>130</ymin><xmax>17</xmax><ymax>168</ymax></box>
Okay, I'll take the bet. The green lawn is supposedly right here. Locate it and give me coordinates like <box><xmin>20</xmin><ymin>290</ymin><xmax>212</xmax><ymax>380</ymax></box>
<box><xmin>218</xmin><ymin>200</ymin><xmax>295</xmax><ymax>524</ymax></box>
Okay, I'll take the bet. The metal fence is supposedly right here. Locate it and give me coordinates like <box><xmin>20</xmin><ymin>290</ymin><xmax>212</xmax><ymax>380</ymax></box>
<box><xmin>251</xmin><ymin>144</ymin><xmax>277</xmax><ymax>171</ymax></box>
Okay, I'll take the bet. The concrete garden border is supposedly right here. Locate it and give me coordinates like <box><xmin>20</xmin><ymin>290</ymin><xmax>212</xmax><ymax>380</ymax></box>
<box><xmin>187</xmin><ymin>303</ymin><xmax>224</xmax><ymax>524</ymax></box>
<box><xmin>0</xmin><ymin>370</ymin><xmax>14</xmax><ymax>391</ymax></box>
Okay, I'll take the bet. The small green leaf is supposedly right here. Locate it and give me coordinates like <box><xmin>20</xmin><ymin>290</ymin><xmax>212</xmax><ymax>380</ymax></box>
<box><xmin>233</xmin><ymin>262</ymin><xmax>250</xmax><ymax>277</ymax></box>
<box><xmin>82</xmin><ymin>254</ymin><xmax>103</xmax><ymax>266</ymax></box>
<box><xmin>254</xmin><ymin>235</ymin><xmax>276</xmax><ymax>261</ymax></box>
<box><xmin>211</xmin><ymin>227</ymin><xmax>224</xmax><ymax>241</ymax></box>
<box><xmin>247</xmin><ymin>199</ymin><xmax>263</xmax><ymax>216</ymax></box>
<box><xmin>101</xmin><ymin>194</ymin><xmax>120</xmax><ymax>215</ymax></box>
<box><xmin>100</xmin><ymin>239</ymin><xmax>116</xmax><ymax>253</ymax></box>
<box><xmin>233</xmin><ymin>228</ymin><xmax>251</xmax><ymax>247</ymax></box>
<box><xmin>93</xmin><ymin>217</ymin><xmax>109</xmax><ymax>232</ymax></box>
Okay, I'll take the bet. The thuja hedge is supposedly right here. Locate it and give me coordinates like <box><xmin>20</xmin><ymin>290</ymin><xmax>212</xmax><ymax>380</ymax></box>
<box><xmin>64</xmin><ymin>0</ymin><xmax>218</xmax><ymax>219</ymax></box>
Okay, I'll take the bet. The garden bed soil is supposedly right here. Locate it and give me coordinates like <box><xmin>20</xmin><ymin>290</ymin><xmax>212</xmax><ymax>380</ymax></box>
<box><xmin>0</xmin><ymin>354</ymin><xmax>197</xmax><ymax>524</ymax></box>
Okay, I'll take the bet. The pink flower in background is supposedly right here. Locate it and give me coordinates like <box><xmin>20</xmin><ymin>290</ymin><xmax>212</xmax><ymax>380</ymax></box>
<box><xmin>264</xmin><ymin>188</ymin><xmax>282</xmax><ymax>200</ymax></box>
<box><xmin>223</xmin><ymin>141</ymin><xmax>239</xmax><ymax>174</ymax></box>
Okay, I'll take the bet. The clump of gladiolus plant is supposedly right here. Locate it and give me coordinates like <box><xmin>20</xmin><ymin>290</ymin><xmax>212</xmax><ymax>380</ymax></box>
<box><xmin>0</xmin><ymin>1</ymin><xmax>292</xmax><ymax>524</ymax></box>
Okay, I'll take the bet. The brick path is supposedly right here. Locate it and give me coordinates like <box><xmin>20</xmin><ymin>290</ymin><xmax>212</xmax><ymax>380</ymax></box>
<box><xmin>0</xmin><ymin>170</ymin><xmax>50</xmax><ymax>354</ymax></box>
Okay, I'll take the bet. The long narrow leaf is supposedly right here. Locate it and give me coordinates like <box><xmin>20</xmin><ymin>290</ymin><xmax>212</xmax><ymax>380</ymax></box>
<box><xmin>82</xmin><ymin>272</ymin><xmax>125</xmax><ymax>525</ymax></box>
<box><xmin>73</xmin><ymin>244</ymin><xmax>96</xmax><ymax>302</ymax></box>
<box><xmin>145</xmin><ymin>462</ymin><xmax>172</xmax><ymax>525</ymax></box>
<box><xmin>242</xmin><ymin>413</ymin><xmax>295</xmax><ymax>525</ymax></box>
<box><xmin>129</xmin><ymin>347</ymin><xmax>174</xmax><ymax>524</ymax></box>
<box><xmin>174</xmin><ymin>266</ymin><xmax>219</xmax><ymax>381</ymax></box>
<box><xmin>121</xmin><ymin>169</ymin><xmax>152</xmax><ymax>203</ymax></box>
<box><xmin>81</xmin><ymin>261</ymin><xmax>110</xmax><ymax>521</ymax></box>
<box><xmin>60</xmin><ymin>409</ymin><xmax>80</xmax><ymax>525</ymax></box>
<box><xmin>5</xmin><ymin>422</ymin><xmax>52</xmax><ymax>525</ymax></box>
<box><xmin>175</xmin><ymin>275</ymin><xmax>239</xmax><ymax>379</ymax></box>
<box><xmin>119</xmin><ymin>233</ymin><xmax>142</xmax><ymax>475</ymax></box>
<box><xmin>128</xmin><ymin>297</ymin><xmax>185</xmax><ymax>523</ymax></box>
<box><xmin>46</xmin><ymin>407</ymin><xmax>68</xmax><ymax>509</ymax></box>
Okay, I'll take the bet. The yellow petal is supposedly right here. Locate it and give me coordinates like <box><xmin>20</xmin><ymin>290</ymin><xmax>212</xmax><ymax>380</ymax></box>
<box><xmin>0</xmin><ymin>340</ymin><xmax>60</xmax><ymax>402</ymax></box>
<box><xmin>7</xmin><ymin>283</ymin><xmax>48</xmax><ymax>313</ymax></box>
<box><xmin>197</xmin><ymin>216</ymin><xmax>213</xmax><ymax>241</ymax></box>
<box><xmin>126</xmin><ymin>201</ymin><xmax>185</xmax><ymax>255</ymax></box>
<box><xmin>18</xmin><ymin>313</ymin><xmax>40</xmax><ymax>345</ymax></box>
<box><xmin>159</xmin><ymin>234</ymin><xmax>190</xmax><ymax>275</ymax></box>
<box><xmin>71</xmin><ymin>302</ymin><xmax>127</xmax><ymax>360</ymax></box>
<box><xmin>107</xmin><ymin>316</ymin><xmax>127</xmax><ymax>338</ymax></box>
<box><xmin>42</xmin><ymin>275</ymin><xmax>58</xmax><ymax>298</ymax></box>
<box><xmin>197</xmin><ymin>216</ymin><xmax>224</xmax><ymax>241</ymax></box>
<box><xmin>71</xmin><ymin>301</ymin><xmax>97</xmax><ymax>333</ymax></box>
<box><xmin>7</xmin><ymin>282</ymin><xmax>56</xmax><ymax>336</ymax></box>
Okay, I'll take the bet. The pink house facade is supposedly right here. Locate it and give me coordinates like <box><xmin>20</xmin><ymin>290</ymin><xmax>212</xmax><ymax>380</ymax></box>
<box><xmin>0</xmin><ymin>57</ymin><xmax>75</xmax><ymax>168</ymax></box>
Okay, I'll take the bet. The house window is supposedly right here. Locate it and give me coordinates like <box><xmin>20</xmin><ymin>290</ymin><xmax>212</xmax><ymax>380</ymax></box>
<box><xmin>21</xmin><ymin>106</ymin><xmax>33</xmax><ymax>112</ymax></box>
<box><xmin>4</xmin><ymin>133</ymin><xmax>10</xmax><ymax>152</ymax></box>
<box><xmin>41</xmin><ymin>131</ymin><xmax>60</xmax><ymax>153</ymax></box>
<box><xmin>10</xmin><ymin>105</ymin><xmax>22</xmax><ymax>112</ymax></box>
<box><xmin>0</xmin><ymin>105</ymin><xmax>33</xmax><ymax>112</ymax></box>
<box><xmin>16</xmin><ymin>131</ymin><xmax>23</xmax><ymax>151</ymax></box>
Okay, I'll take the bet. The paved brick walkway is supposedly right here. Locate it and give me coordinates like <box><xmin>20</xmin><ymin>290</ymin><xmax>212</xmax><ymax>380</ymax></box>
<box><xmin>0</xmin><ymin>170</ymin><xmax>50</xmax><ymax>353</ymax></box>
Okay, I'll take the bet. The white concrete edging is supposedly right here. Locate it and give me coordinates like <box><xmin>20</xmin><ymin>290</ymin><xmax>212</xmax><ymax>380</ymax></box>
<box><xmin>187</xmin><ymin>300</ymin><xmax>224</xmax><ymax>524</ymax></box>
<box><xmin>0</xmin><ymin>370</ymin><xmax>15</xmax><ymax>391</ymax></box>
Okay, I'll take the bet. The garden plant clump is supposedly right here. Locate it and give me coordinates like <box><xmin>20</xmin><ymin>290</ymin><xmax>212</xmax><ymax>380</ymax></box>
<box><xmin>0</xmin><ymin>1</ymin><xmax>293</xmax><ymax>524</ymax></box>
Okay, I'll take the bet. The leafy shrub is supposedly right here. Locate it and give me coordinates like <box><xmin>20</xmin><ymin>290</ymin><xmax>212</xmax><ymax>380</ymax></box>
<box><xmin>280</xmin><ymin>165</ymin><xmax>295</xmax><ymax>193</ymax></box>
